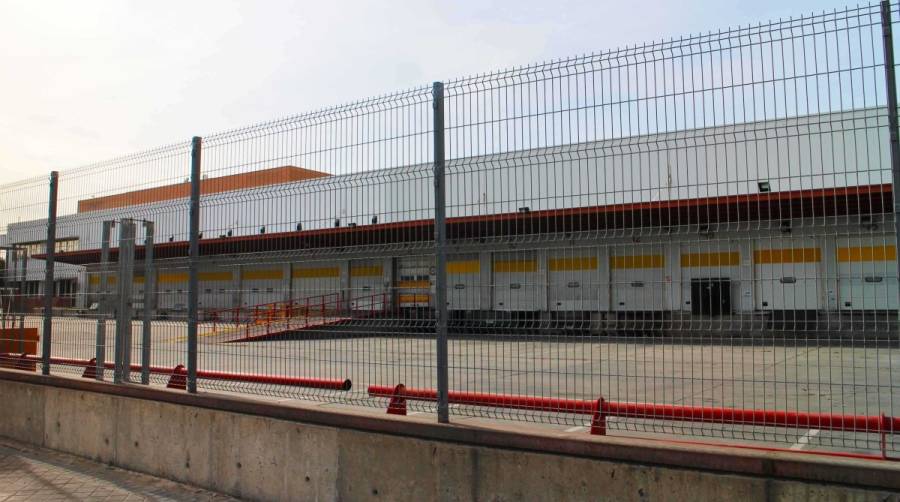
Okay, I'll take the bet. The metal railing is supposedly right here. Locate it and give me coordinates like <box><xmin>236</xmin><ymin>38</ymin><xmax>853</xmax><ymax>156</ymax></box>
<box><xmin>0</xmin><ymin>0</ymin><xmax>898</xmax><ymax>459</ymax></box>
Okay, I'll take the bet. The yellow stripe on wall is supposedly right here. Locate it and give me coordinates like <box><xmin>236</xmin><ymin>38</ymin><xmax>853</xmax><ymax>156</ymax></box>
<box><xmin>159</xmin><ymin>272</ymin><xmax>189</xmax><ymax>284</ymax></box>
<box><xmin>350</xmin><ymin>265</ymin><xmax>383</xmax><ymax>277</ymax></box>
<box><xmin>88</xmin><ymin>274</ymin><xmax>118</xmax><ymax>286</ymax></box>
<box><xmin>680</xmin><ymin>252</ymin><xmax>740</xmax><ymax>268</ymax></box>
<box><xmin>493</xmin><ymin>260</ymin><xmax>537</xmax><ymax>273</ymax></box>
<box><xmin>610</xmin><ymin>255</ymin><xmax>664</xmax><ymax>269</ymax></box>
<box><xmin>293</xmin><ymin>266</ymin><xmax>340</xmax><ymax>278</ymax></box>
<box><xmin>199</xmin><ymin>271</ymin><xmax>233</xmax><ymax>282</ymax></box>
<box><xmin>754</xmin><ymin>248</ymin><xmax>821</xmax><ymax>264</ymax></box>
<box><xmin>447</xmin><ymin>260</ymin><xmax>480</xmax><ymax>274</ymax></box>
<box><xmin>549</xmin><ymin>256</ymin><xmax>598</xmax><ymax>271</ymax></box>
<box><xmin>242</xmin><ymin>269</ymin><xmax>284</xmax><ymax>281</ymax></box>
<box><xmin>90</xmin><ymin>270</ymin><xmax>231</xmax><ymax>286</ymax></box>
<box><xmin>397</xmin><ymin>280</ymin><xmax>430</xmax><ymax>288</ymax></box>
<box><xmin>837</xmin><ymin>245</ymin><xmax>897</xmax><ymax>262</ymax></box>
<box><xmin>399</xmin><ymin>294</ymin><xmax>430</xmax><ymax>303</ymax></box>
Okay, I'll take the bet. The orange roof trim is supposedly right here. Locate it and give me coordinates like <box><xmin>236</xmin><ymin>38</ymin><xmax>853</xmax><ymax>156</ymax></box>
<box><xmin>77</xmin><ymin>165</ymin><xmax>329</xmax><ymax>213</ymax></box>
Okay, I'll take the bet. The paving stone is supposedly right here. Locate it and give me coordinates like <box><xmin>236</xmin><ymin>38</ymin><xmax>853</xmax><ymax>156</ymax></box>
<box><xmin>0</xmin><ymin>439</ymin><xmax>237</xmax><ymax>501</ymax></box>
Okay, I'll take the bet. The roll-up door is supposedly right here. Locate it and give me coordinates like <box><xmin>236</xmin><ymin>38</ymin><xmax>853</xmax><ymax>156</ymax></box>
<box><xmin>837</xmin><ymin>237</ymin><xmax>898</xmax><ymax>311</ymax></box>
<box><xmin>241</xmin><ymin>266</ymin><xmax>284</xmax><ymax>307</ymax></box>
<box><xmin>493</xmin><ymin>251</ymin><xmax>544</xmax><ymax>311</ymax></box>
<box><xmin>350</xmin><ymin>259</ymin><xmax>386</xmax><ymax>311</ymax></box>
<box><xmin>754</xmin><ymin>238</ymin><xmax>821</xmax><ymax>310</ymax></box>
<box><xmin>548</xmin><ymin>250</ymin><xmax>599</xmax><ymax>311</ymax></box>
<box><xmin>611</xmin><ymin>246</ymin><xmax>665</xmax><ymax>311</ymax></box>
<box><xmin>293</xmin><ymin>261</ymin><xmax>342</xmax><ymax>305</ymax></box>
<box><xmin>447</xmin><ymin>254</ymin><xmax>481</xmax><ymax>310</ymax></box>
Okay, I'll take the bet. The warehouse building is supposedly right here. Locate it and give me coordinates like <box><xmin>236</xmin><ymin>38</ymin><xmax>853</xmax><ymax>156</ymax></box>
<box><xmin>2</xmin><ymin>108</ymin><xmax>898</xmax><ymax>333</ymax></box>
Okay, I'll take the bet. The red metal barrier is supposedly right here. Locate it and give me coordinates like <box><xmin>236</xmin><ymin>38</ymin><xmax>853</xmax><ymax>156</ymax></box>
<box><xmin>0</xmin><ymin>353</ymin><xmax>36</xmax><ymax>372</ymax></box>
<box><xmin>0</xmin><ymin>353</ymin><xmax>351</xmax><ymax>392</ymax></box>
<box><xmin>367</xmin><ymin>385</ymin><xmax>899</xmax><ymax>448</ymax></box>
<box><xmin>194</xmin><ymin>369</ymin><xmax>351</xmax><ymax>391</ymax></box>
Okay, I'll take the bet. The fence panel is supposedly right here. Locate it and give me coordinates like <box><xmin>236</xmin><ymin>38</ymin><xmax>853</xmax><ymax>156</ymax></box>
<box><xmin>436</xmin><ymin>2</ymin><xmax>899</xmax><ymax>456</ymax></box>
<box><xmin>36</xmin><ymin>144</ymin><xmax>194</xmax><ymax>384</ymax></box>
<box><xmin>0</xmin><ymin>177</ymin><xmax>50</xmax><ymax>375</ymax></box>
<box><xmin>191</xmin><ymin>87</ymin><xmax>437</xmax><ymax>408</ymax></box>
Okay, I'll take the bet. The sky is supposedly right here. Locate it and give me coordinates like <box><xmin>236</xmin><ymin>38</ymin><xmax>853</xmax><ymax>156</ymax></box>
<box><xmin>0</xmin><ymin>0</ymin><xmax>858</xmax><ymax>186</ymax></box>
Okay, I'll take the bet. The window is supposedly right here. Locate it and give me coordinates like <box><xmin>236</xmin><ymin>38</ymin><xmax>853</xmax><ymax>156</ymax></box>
<box><xmin>15</xmin><ymin>238</ymin><xmax>78</xmax><ymax>256</ymax></box>
<box><xmin>24</xmin><ymin>281</ymin><xmax>40</xmax><ymax>296</ymax></box>
<box><xmin>21</xmin><ymin>242</ymin><xmax>44</xmax><ymax>257</ymax></box>
<box><xmin>56</xmin><ymin>239</ymin><xmax>79</xmax><ymax>253</ymax></box>
<box><xmin>55</xmin><ymin>279</ymin><xmax>76</xmax><ymax>298</ymax></box>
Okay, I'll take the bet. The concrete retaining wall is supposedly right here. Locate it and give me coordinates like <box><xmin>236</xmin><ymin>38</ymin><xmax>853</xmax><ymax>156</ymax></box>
<box><xmin>0</xmin><ymin>372</ymin><xmax>898</xmax><ymax>501</ymax></box>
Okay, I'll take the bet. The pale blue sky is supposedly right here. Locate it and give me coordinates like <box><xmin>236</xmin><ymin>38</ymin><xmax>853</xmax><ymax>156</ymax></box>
<box><xmin>0</xmin><ymin>0</ymin><xmax>862</xmax><ymax>184</ymax></box>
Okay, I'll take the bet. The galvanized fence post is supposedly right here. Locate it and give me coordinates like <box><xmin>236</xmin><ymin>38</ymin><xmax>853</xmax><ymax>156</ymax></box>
<box><xmin>187</xmin><ymin>136</ymin><xmax>202</xmax><ymax>393</ymax></box>
<box><xmin>114</xmin><ymin>219</ymin><xmax>136</xmax><ymax>383</ymax></box>
<box><xmin>141</xmin><ymin>221</ymin><xmax>155</xmax><ymax>385</ymax></box>
<box><xmin>18</xmin><ymin>250</ymin><xmax>26</xmax><ymax>338</ymax></box>
<box><xmin>882</xmin><ymin>0</ymin><xmax>900</xmax><ymax>317</ymax></box>
<box><xmin>95</xmin><ymin>220</ymin><xmax>113</xmax><ymax>380</ymax></box>
<box><xmin>432</xmin><ymin>81</ymin><xmax>449</xmax><ymax>423</ymax></box>
<box><xmin>1</xmin><ymin>249</ymin><xmax>10</xmax><ymax>330</ymax></box>
<box><xmin>40</xmin><ymin>171</ymin><xmax>58</xmax><ymax>375</ymax></box>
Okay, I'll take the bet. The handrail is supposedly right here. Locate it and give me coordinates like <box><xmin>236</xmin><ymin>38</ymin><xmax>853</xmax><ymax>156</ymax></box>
<box><xmin>206</xmin><ymin>290</ymin><xmax>392</xmax><ymax>338</ymax></box>
<box><xmin>206</xmin><ymin>292</ymin><xmax>343</xmax><ymax>334</ymax></box>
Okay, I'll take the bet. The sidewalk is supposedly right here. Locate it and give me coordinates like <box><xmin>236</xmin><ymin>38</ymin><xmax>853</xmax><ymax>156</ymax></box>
<box><xmin>0</xmin><ymin>438</ymin><xmax>236</xmax><ymax>501</ymax></box>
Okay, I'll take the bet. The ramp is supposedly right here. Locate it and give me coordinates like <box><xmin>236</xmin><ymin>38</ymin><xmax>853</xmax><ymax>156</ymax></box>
<box><xmin>203</xmin><ymin>292</ymin><xmax>386</xmax><ymax>343</ymax></box>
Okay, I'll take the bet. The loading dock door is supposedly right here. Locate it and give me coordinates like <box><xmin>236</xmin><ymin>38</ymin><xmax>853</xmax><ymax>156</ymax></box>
<box><xmin>447</xmin><ymin>254</ymin><xmax>481</xmax><ymax>310</ymax></box>
<box><xmin>240</xmin><ymin>266</ymin><xmax>285</xmax><ymax>308</ymax></box>
<box><xmin>198</xmin><ymin>269</ymin><xmax>233</xmax><ymax>310</ymax></box>
<box><xmin>754</xmin><ymin>238</ymin><xmax>821</xmax><ymax>310</ymax></box>
<box><xmin>293</xmin><ymin>261</ymin><xmax>342</xmax><ymax>303</ymax></box>
<box><xmin>548</xmin><ymin>251</ymin><xmax>599</xmax><ymax>311</ymax></box>
<box><xmin>350</xmin><ymin>259</ymin><xmax>386</xmax><ymax>311</ymax></box>
<box><xmin>610</xmin><ymin>246</ymin><xmax>665</xmax><ymax>311</ymax></box>
<box><xmin>493</xmin><ymin>251</ymin><xmax>544</xmax><ymax>311</ymax></box>
<box><xmin>157</xmin><ymin>272</ymin><xmax>188</xmax><ymax>314</ymax></box>
<box><xmin>837</xmin><ymin>237</ymin><xmax>899</xmax><ymax>311</ymax></box>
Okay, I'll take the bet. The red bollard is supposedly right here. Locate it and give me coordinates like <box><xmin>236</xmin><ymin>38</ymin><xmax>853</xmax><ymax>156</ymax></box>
<box><xmin>82</xmin><ymin>358</ymin><xmax>98</xmax><ymax>379</ymax></box>
<box><xmin>590</xmin><ymin>397</ymin><xmax>607</xmax><ymax>435</ymax></box>
<box><xmin>167</xmin><ymin>364</ymin><xmax>187</xmax><ymax>390</ymax></box>
<box><xmin>387</xmin><ymin>383</ymin><xmax>408</xmax><ymax>415</ymax></box>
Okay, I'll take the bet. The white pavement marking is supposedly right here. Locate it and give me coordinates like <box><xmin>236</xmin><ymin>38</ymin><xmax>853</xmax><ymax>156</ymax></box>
<box><xmin>565</xmin><ymin>425</ymin><xmax>587</xmax><ymax>433</ymax></box>
<box><xmin>789</xmin><ymin>429</ymin><xmax>821</xmax><ymax>450</ymax></box>
<box><xmin>407</xmin><ymin>411</ymin><xmax>424</xmax><ymax>416</ymax></box>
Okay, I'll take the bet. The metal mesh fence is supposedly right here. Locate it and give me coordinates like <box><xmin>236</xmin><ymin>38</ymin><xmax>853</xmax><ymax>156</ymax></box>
<box><xmin>191</xmin><ymin>88</ymin><xmax>436</xmax><ymax>406</ymax></box>
<box><xmin>437</xmin><ymin>2</ymin><xmax>900</xmax><ymax>455</ymax></box>
<box><xmin>12</xmin><ymin>144</ymin><xmax>195</xmax><ymax>384</ymax></box>
<box><xmin>0</xmin><ymin>176</ymin><xmax>49</xmax><ymax>377</ymax></box>
<box><xmin>0</xmin><ymin>0</ymin><xmax>898</xmax><ymax>458</ymax></box>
